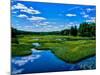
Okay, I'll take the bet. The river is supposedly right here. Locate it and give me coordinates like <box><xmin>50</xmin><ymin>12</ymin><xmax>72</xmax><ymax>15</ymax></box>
<box><xmin>11</xmin><ymin>43</ymin><xmax>96</xmax><ymax>74</ymax></box>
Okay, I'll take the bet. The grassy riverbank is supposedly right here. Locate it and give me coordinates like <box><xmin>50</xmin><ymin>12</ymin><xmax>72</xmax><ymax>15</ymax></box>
<box><xmin>12</xmin><ymin>44</ymin><xmax>33</xmax><ymax>56</ymax></box>
<box><xmin>12</xmin><ymin>35</ymin><xmax>96</xmax><ymax>63</ymax></box>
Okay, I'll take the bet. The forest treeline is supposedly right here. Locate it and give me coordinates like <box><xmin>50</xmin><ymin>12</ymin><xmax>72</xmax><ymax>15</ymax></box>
<box><xmin>12</xmin><ymin>22</ymin><xmax>96</xmax><ymax>38</ymax></box>
<box><xmin>61</xmin><ymin>22</ymin><xmax>95</xmax><ymax>37</ymax></box>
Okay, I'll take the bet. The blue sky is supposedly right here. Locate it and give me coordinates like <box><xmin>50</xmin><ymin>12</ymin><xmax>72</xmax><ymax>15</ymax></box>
<box><xmin>11</xmin><ymin>1</ymin><xmax>96</xmax><ymax>32</ymax></box>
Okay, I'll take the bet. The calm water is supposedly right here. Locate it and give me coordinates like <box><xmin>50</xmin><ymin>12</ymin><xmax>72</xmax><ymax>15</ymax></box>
<box><xmin>11</xmin><ymin>48</ymin><xmax>96</xmax><ymax>74</ymax></box>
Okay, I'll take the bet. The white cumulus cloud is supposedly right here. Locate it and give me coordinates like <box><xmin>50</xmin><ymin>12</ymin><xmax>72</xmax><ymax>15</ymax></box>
<box><xmin>80</xmin><ymin>11</ymin><xmax>89</xmax><ymax>18</ymax></box>
<box><xmin>12</xmin><ymin>3</ymin><xmax>41</xmax><ymax>14</ymax></box>
<box><xmin>20</xmin><ymin>7</ymin><xmax>40</xmax><ymax>14</ymax></box>
<box><xmin>66</xmin><ymin>14</ymin><xmax>76</xmax><ymax>17</ymax></box>
<box><xmin>86</xmin><ymin>8</ymin><xmax>95</xmax><ymax>13</ymax></box>
<box><xmin>17</xmin><ymin>14</ymin><xmax>28</xmax><ymax>18</ymax></box>
<box><xmin>86</xmin><ymin>17</ymin><xmax>96</xmax><ymax>23</ymax></box>
<box><xmin>38</xmin><ymin>22</ymin><xmax>50</xmax><ymax>26</ymax></box>
<box><xmin>12</xmin><ymin>3</ymin><xmax>27</xmax><ymax>10</ymax></box>
<box><xmin>28</xmin><ymin>16</ymin><xmax>46</xmax><ymax>21</ymax></box>
<box><xmin>83</xmin><ymin>14</ymin><xmax>89</xmax><ymax>18</ymax></box>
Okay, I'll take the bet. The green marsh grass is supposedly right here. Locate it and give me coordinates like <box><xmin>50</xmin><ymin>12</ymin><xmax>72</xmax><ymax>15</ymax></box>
<box><xmin>12</xmin><ymin>35</ymin><xmax>96</xmax><ymax>63</ymax></box>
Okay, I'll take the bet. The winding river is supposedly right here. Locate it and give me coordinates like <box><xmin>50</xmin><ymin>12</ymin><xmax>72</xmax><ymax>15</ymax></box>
<box><xmin>11</xmin><ymin>43</ymin><xmax>96</xmax><ymax>74</ymax></box>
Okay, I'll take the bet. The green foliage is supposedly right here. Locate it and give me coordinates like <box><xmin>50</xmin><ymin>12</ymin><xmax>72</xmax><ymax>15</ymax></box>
<box><xmin>60</xmin><ymin>29</ymin><xmax>70</xmax><ymax>35</ymax></box>
<box><xmin>12</xmin><ymin>38</ymin><xmax>19</xmax><ymax>44</ymax></box>
<box><xmin>39</xmin><ymin>39</ymin><xmax>96</xmax><ymax>63</ymax></box>
<box><xmin>60</xmin><ymin>22</ymin><xmax>95</xmax><ymax>37</ymax></box>
<box><xmin>12</xmin><ymin>34</ymin><xmax>96</xmax><ymax>63</ymax></box>
<box><xmin>79</xmin><ymin>22</ymin><xmax>96</xmax><ymax>37</ymax></box>
<box><xmin>12</xmin><ymin>44</ymin><xmax>33</xmax><ymax>56</ymax></box>
<box><xmin>70</xmin><ymin>25</ymin><xmax>78</xmax><ymax>36</ymax></box>
<box><xmin>11</xmin><ymin>27</ymin><xmax>19</xmax><ymax>44</ymax></box>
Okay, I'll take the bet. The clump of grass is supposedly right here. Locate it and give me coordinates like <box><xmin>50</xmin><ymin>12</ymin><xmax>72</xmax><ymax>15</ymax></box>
<box><xmin>39</xmin><ymin>40</ymin><xmax>96</xmax><ymax>63</ymax></box>
<box><xmin>12</xmin><ymin>44</ymin><xmax>33</xmax><ymax>57</ymax></box>
<box><xmin>58</xmin><ymin>41</ymin><xmax>95</xmax><ymax>63</ymax></box>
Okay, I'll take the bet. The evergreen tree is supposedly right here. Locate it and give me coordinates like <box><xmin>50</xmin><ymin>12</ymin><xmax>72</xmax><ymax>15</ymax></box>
<box><xmin>79</xmin><ymin>22</ymin><xmax>96</xmax><ymax>37</ymax></box>
<box><xmin>70</xmin><ymin>25</ymin><xmax>78</xmax><ymax>36</ymax></box>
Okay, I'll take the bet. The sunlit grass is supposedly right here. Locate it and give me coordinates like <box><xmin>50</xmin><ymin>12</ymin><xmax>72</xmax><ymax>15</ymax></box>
<box><xmin>38</xmin><ymin>40</ymin><xmax>96</xmax><ymax>63</ymax></box>
<box><xmin>12</xmin><ymin>44</ymin><xmax>33</xmax><ymax>56</ymax></box>
<box><xmin>12</xmin><ymin>35</ymin><xmax>96</xmax><ymax>63</ymax></box>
